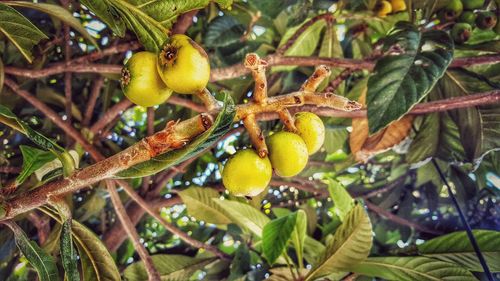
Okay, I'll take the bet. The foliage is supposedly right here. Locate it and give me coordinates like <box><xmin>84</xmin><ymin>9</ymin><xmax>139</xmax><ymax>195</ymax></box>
<box><xmin>0</xmin><ymin>0</ymin><xmax>499</xmax><ymax>281</ymax></box>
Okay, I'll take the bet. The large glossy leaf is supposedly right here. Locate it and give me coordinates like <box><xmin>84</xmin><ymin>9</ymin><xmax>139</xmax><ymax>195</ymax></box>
<box><xmin>262</xmin><ymin>212</ymin><xmax>297</xmax><ymax>264</ymax></box>
<box><xmin>60</xmin><ymin>220</ymin><xmax>80</xmax><ymax>281</ymax></box>
<box><xmin>0</xmin><ymin>3</ymin><xmax>47</xmax><ymax>63</ymax></box>
<box><xmin>367</xmin><ymin>21</ymin><xmax>453</xmax><ymax>134</ymax></box>
<box><xmin>204</xmin><ymin>15</ymin><xmax>246</xmax><ymax>48</ymax></box>
<box><xmin>418</xmin><ymin>230</ymin><xmax>500</xmax><ymax>272</ymax></box>
<box><xmin>5</xmin><ymin>1</ymin><xmax>97</xmax><ymax>47</ymax></box>
<box><xmin>407</xmin><ymin>112</ymin><xmax>466</xmax><ymax>164</ymax></box>
<box><xmin>82</xmin><ymin>0</ymin><xmax>233</xmax><ymax>51</ymax></box>
<box><xmin>16</xmin><ymin>145</ymin><xmax>57</xmax><ymax>185</ymax></box>
<box><xmin>434</xmin><ymin>71</ymin><xmax>500</xmax><ymax>163</ymax></box>
<box><xmin>116</xmin><ymin>94</ymin><xmax>235</xmax><ymax>178</ymax></box>
<box><xmin>305</xmin><ymin>204</ymin><xmax>372</xmax><ymax>280</ymax></box>
<box><xmin>0</xmin><ymin>104</ymin><xmax>64</xmax><ymax>153</ymax></box>
<box><xmin>212</xmin><ymin>199</ymin><xmax>270</xmax><ymax>237</ymax></box>
<box><xmin>318</xmin><ymin>22</ymin><xmax>345</xmax><ymax>93</ymax></box>
<box><xmin>178</xmin><ymin>186</ymin><xmax>232</xmax><ymax>225</ymax></box>
<box><xmin>5</xmin><ymin>222</ymin><xmax>59</xmax><ymax>281</ymax></box>
<box><xmin>72</xmin><ymin>221</ymin><xmax>121</xmax><ymax>281</ymax></box>
<box><xmin>350</xmin><ymin>256</ymin><xmax>477</xmax><ymax>281</ymax></box>
<box><xmin>124</xmin><ymin>254</ymin><xmax>215</xmax><ymax>281</ymax></box>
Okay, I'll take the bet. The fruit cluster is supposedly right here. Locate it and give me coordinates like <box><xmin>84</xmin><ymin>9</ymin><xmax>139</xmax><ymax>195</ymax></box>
<box><xmin>222</xmin><ymin>112</ymin><xmax>325</xmax><ymax>197</ymax></box>
<box><xmin>374</xmin><ymin>0</ymin><xmax>407</xmax><ymax>17</ymax></box>
<box><xmin>437</xmin><ymin>0</ymin><xmax>498</xmax><ymax>44</ymax></box>
<box><xmin>120</xmin><ymin>34</ymin><xmax>211</xmax><ymax>107</ymax></box>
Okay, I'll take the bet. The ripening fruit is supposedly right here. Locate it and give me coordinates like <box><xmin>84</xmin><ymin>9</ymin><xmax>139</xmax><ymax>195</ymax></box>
<box><xmin>157</xmin><ymin>34</ymin><xmax>210</xmax><ymax>94</ymax></box>
<box><xmin>222</xmin><ymin>149</ymin><xmax>272</xmax><ymax>197</ymax></box>
<box><xmin>120</xmin><ymin>52</ymin><xmax>173</xmax><ymax>107</ymax></box>
<box><xmin>438</xmin><ymin>0</ymin><xmax>463</xmax><ymax>21</ymax></box>
<box><xmin>459</xmin><ymin>11</ymin><xmax>477</xmax><ymax>25</ymax></box>
<box><xmin>294</xmin><ymin>112</ymin><xmax>325</xmax><ymax>155</ymax></box>
<box><xmin>462</xmin><ymin>0</ymin><xmax>484</xmax><ymax>10</ymax></box>
<box><xmin>390</xmin><ymin>0</ymin><xmax>406</xmax><ymax>12</ymax></box>
<box><xmin>375</xmin><ymin>1</ymin><xmax>392</xmax><ymax>17</ymax></box>
<box><xmin>451</xmin><ymin>23</ymin><xmax>472</xmax><ymax>43</ymax></box>
<box><xmin>267</xmin><ymin>131</ymin><xmax>309</xmax><ymax>177</ymax></box>
<box><xmin>476</xmin><ymin>11</ymin><xmax>497</xmax><ymax>30</ymax></box>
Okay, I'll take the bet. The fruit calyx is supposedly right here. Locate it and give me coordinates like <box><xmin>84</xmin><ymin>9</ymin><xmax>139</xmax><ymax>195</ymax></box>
<box><xmin>159</xmin><ymin>43</ymin><xmax>178</xmax><ymax>66</ymax></box>
<box><xmin>120</xmin><ymin>67</ymin><xmax>131</xmax><ymax>87</ymax></box>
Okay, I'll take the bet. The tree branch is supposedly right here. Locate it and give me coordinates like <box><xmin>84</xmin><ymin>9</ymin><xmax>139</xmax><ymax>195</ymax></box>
<box><xmin>106</xmin><ymin>181</ymin><xmax>161</xmax><ymax>281</ymax></box>
<box><xmin>4</xmin><ymin>54</ymin><xmax>500</xmax><ymax>81</ymax></box>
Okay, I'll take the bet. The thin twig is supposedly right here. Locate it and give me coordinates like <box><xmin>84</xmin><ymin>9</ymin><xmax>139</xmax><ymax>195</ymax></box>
<box><xmin>89</xmin><ymin>99</ymin><xmax>133</xmax><ymax>135</ymax></box>
<box><xmin>83</xmin><ymin>76</ymin><xmax>105</xmax><ymax>127</ymax></box>
<box><xmin>106</xmin><ymin>181</ymin><xmax>161</xmax><ymax>281</ymax></box>
<box><xmin>115</xmin><ymin>179</ymin><xmax>230</xmax><ymax>260</ymax></box>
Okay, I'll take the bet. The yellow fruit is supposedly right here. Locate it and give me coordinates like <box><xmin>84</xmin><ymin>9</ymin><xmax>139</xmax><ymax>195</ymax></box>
<box><xmin>294</xmin><ymin>112</ymin><xmax>325</xmax><ymax>155</ymax></box>
<box><xmin>390</xmin><ymin>0</ymin><xmax>406</xmax><ymax>12</ymax></box>
<box><xmin>222</xmin><ymin>149</ymin><xmax>272</xmax><ymax>197</ymax></box>
<box><xmin>375</xmin><ymin>1</ymin><xmax>393</xmax><ymax>17</ymax></box>
<box><xmin>267</xmin><ymin>131</ymin><xmax>309</xmax><ymax>177</ymax></box>
<box><xmin>120</xmin><ymin>52</ymin><xmax>172</xmax><ymax>107</ymax></box>
<box><xmin>157</xmin><ymin>34</ymin><xmax>210</xmax><ymax>94</ymax></box>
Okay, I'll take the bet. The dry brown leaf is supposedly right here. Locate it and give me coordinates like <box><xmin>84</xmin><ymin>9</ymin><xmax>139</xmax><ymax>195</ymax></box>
<box><xmin>349</xmin><ymin>88</ymin><xmax>414</xmax><ymax>162</ymax></box>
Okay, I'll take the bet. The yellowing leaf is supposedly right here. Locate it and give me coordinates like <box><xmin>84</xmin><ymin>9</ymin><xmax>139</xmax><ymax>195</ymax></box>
<box><xmin>350</xmin><ymin>87</ymin><xmax>414</xmax><ymax>162</ymax></box>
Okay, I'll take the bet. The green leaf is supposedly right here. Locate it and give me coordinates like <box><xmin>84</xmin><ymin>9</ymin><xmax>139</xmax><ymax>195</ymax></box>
<box><xmin>124</xmin><ymin>254</ymin><xmax>215</xmax><ymax>281</ymax></box>
<box><xmin>367</xmin><ymin>22</ymin><xmax>453</xmax><ymax>134</ymax></box>
<box><xmin>407</xmin><ymin>112</ymin><xmax>466</xmax><ymax>163</ymax></box>
<box><xmin>274</xmin><ymin>18</ymin><xmax>326</xmax><ymax>72</ymax></box>
<box><xmin>204</xmin><ymin>15</ymin><xmax>245</xmax><ymax>48</ymax></box>
<box><xmin>116</xmin><ymin>94</ymin><xmax>235</xmax><ymax>178</ymax></box>
<box><xmin>212</xmin><ymin>199</ymin><xmax>270</xmax><ymax>237</ymax></box>
<box><xmin>178</xmin><ymin>187</ymin><xmax>232</xmax><ymax>225</ymax></box>
<box><xmin>80</xmin><ymin>0</ymin><xmax>126</xmax><ymax>36</ymax></box>
<box><xmin>350</xmin><ymin>256</ymin><xmax>477</xmax><ymax>281</ymax></box>
<box><xmin>0</xmin><ymin>104</ymin><xmax>64</xmax><ymax>153</ymax></box>
<box><xmin>228</xmin><ymin>244</ymin><xmax>251</xmax><ymax>281</ymax></box>
<box><xmin>306</xmin><ymin>204</ymin><xmax>372</xmax><ymax>280</ymax></box>
<box><xmin>324</xmin><ymin>126</ymin><xmax>349</xmax><ymax>153</ymax></box>
<box><xmin>0</xmin><ymin>59</ymin><xmax>4</xmax><ymax>95</ymax></box>
<box><xmin>16</xmin><ymin>145</ymin><xmax>57</xmax><ymax>185</ymax></box>
<box><xmin>5</xmin><ymin>222</ymin><xmax>59</xmax><ymax>281</ymax></box>
<box><xmin>291</xmin><ymin>210</ymin><xmax>307</xmax><ymax>268</ymax></box>
<box><xmin>262</xmin><ymin>212</ymin><xmax>298</xmax><ymax>264</ymax></box>
<box><xmin>5</xmin><ymin>1</ymin><xmax>97</xmax><ymax>47</ymax></box>
<box><xmin>82</xmin><ymin>0</ymin><xmax>233</xmax><ymax>51</ymax></box>
<box><xmin>0</xmin><ymin>3</ymin><xmax>47</xmax><ymax>63</ymax></box>
<box><xmin>318</xmin><ymin>23</ymin><xmax>345</xmax><ymax>93</ymax></box>
<box><xmin>60</xmin><ymin>220</ymin><xmax>80</xmax><ymax>281</ymax></box>
<box><xmin>417</xmin><ymin>230</ymin><xmax>500</xmax><ymax>272</ymax></box>
<box><xmin>434</xmin><ymin>71</ymin><xmax>500</xmax><ymax>162</ymax></box>
<box><xmin>71</xmin><ymin>221</ymin><xmax>121</xmax><ymax>281</ymax></box>
<box><xmin>327</xmin><ymin>179</ymin><xmax>354</xmax><ymax>221</ymax></box>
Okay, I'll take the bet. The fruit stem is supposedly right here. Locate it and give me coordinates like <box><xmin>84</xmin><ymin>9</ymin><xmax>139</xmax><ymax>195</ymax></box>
<box><xmin>278</xmin><ymin>109</ymin><xmax>298</xmax><ymax>133</ymax></box>
<box><xmin>196</xmin><ymin>88</ymin><xmax>221</xmax><ymax>111</ymax></box>
<box><xmin>242</xmin><ymin>114</ymin><xmax>268</xmax><ymax>158</ymax></box>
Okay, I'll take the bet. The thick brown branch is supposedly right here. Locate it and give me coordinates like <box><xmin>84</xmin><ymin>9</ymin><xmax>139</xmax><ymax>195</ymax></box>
<box><xmin>0</xmin><ymin>167</ymin><xmax>21</xmax><ymax>174</ymax></box>
<box><xmin>5</xmin><ymin>54</ymin><xmax>500</xmax><ymax>81</ymax></box>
